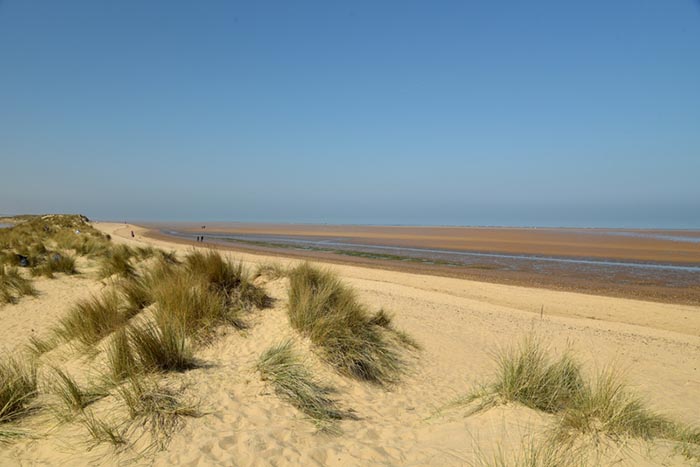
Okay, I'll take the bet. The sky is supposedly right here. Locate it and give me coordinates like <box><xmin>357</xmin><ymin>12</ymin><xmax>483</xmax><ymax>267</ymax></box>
<box><xmin>1</xmin><ymin>1</ymin><xmax>699</xmax><ymax>228</ymax></box>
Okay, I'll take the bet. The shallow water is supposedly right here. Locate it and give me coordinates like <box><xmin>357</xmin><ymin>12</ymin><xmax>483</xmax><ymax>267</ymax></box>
<box><xmin>592</xmin><ymin>230</ymin><xmax>700</xmax><ymax>244</ymax></box>
<box><xmin>162</xmin><ymin>229</ymin><xmax>700</xmax><ymax>289</ymax></box>
<box><xmin>0</xmin><ymin>223</ymin><xmax>13</xmax><ymax>229</ymax></box>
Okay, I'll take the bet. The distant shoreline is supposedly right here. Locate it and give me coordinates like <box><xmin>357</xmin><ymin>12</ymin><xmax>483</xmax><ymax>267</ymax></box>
<box><xmin>143</xmin><ymin>223</ymin><xmax>700</xmax><ymax>307</ymax></box>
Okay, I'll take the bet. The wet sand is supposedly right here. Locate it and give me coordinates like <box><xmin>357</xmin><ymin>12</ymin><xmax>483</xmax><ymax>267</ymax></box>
<box><xmin>149</xmin><ymin>223</ymin><xmax>700</xmax><ymax>264</ymax></box>
<box><xmin>145</xmin><ymin>223</ymin><xmax>700</xmax><ymax>306</ymax></box>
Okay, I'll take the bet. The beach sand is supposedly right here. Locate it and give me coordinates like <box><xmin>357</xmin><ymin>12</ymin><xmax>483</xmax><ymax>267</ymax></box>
<box><xmin>1</xmin><ymin>222</ymin><xmax>698</xmax><ymax>466</ymax></box>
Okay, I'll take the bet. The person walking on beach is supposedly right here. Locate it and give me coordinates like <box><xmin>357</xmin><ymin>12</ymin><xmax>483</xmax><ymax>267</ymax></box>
<box><xmin>131</xmin><ymin>230</ymin><xmax>135</xmax><ymax>238</ymax></box>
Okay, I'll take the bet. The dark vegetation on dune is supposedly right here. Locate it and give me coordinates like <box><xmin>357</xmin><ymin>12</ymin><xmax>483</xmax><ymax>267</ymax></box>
<box><xmin>0</xmin><ymin>215</ymin><xmax>270</xmax><ymax>451</ymax></box>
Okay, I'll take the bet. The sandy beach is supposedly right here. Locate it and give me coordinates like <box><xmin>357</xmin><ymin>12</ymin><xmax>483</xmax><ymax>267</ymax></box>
<box><xmin>1</xmin><ymin>221</ymin><xmax>698</xmax><ymax>466</ymax></box>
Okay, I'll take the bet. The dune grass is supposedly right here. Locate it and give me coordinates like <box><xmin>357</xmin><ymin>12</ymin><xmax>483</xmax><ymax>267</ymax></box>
<box><xmin>151</xmin><ymin>270</ymin><xmax>237</xmax><ymax>338</ymax></box>
<box><xmin>55</xmin><ymin>290</ymin><xmax>131</xmax><ymax>347</ymax></box>
<box><xmin>0</xmin><ymin>358</ymin><xmax>38</xmax><ymax>431</ymax></box>
<box><xmin>117</xmin><ymin>377</ymin><xmax>199</xmax><ymax>447</ymax></box>
<box><xmin>128</xmin><ymin>322</ymin><xmax>196</xmax><ymax>373</ymax></box>
<box><xmin>459</xmin><ymin>336</ymin><xmax>700</xmax><ymax>459</ymax></box>
<box><xmin>50</xmin><ymin>367</ymin><xmax>107</xmax><ymax>418</ymax></box>
<box><xmin>184</xmin><ymin>250</ymin><xmax>267</xmax><ymax>309</ymax></box>
<box><xmin>99</xmin><ymin>245</ymin><xmax>136</xmax><ymax>279</ymax></box>
<box><xmin>81</xmin><ymin>410</ymin><xmax>126</xmax><ymax>449</ymax></box>
<box><xmin>463</xmin><ymin>337</ymin><xmax>584</xmax><ymax>415</ymax></box>
<box><xmin>117</xmin><ymin>275</ymin><xmax>153</xmax><ymax>317</ymax></box>
<box><xmin>106</xmin><ymin>328</ymin><xmax>139</xmax><ymax>382</ymax></box>
<box><xmin>469</xmin><ymin>438</ymin><xmax>584</xmax><ymax>467</ymax></box>
<box><xmin>26</xmin><ymin>334</ymin><xmax>58</xmax><ymax>357</ymax></box>
<box><xmin>0</xmin><ymin>266</ymin><xmax>37</xmax><ymax>304</ymax></box>
<box><xmin>287</xmin><ymin>263</ymin><xmax>409</xmax><ymax>384</ymax></box>
<box><xmin>31</xmin><ymin>253</ymin><xmax>78</xmax><ymax>278</ymax></box>
<box><xmin>156</xmin><ymin>249</ymin><xmax>180</xmax><ymax>265</ymax></box>
<box><xmin>257</xmin><ymin>340</ymin><xmax>345</xmax><ymax>428</ymax></box>
<box><xmin>255</xmin><ymin>262</ymin><xmax>289</xmax><ymax>280</ymax></box>
<box><xmin>556</xmin><ymin>367</ymin><xmax>683</xmax><ymax>442</ymax></box>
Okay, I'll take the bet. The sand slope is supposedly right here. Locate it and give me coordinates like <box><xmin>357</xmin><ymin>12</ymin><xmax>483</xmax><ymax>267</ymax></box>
<box><xmin>0</xmin><ymin>222</ymin><xmax>698</xmax><ymax>466</ymax></box>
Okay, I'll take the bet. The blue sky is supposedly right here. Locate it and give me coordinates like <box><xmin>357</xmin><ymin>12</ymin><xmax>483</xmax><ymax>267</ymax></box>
<box><xmin>1</xmin><ymin>1</ymin><xmax>699</xmax><ymax>227</ymax></box>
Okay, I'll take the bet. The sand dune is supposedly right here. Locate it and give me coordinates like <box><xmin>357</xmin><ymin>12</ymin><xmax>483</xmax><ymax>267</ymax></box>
<box><xmin>0</xmin><ymin>222</ymin><xmax>698</xmax><ymax>466</ymax></box>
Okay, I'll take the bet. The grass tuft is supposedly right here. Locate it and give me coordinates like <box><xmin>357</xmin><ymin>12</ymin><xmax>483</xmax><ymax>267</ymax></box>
<box><xmin>26</xmin><ymin>334</ymin><xmax>58</xmax><ymax>357</ymax></box>
<box><xmin>0</xmin><ymin>266</ymin><xmax>37</xmax><ymax>304</ymax></box>
<box><xmin>55</xmin><ymin>290</ymin><xmax>129</xmax><ymax>346</ymax></box>
<box><xmin>117</xmin><ymin>275</ymin><xmax>153</xmax><ymax>317</ymax></box>
<box><xmin>257</xmin><ymin>340</ymin><xmax>346</xmax><ymax>428</ymax></box>
<box><xmin>81</xmin><ymin>411</ymin><xmax>126</xmax><ymax>449</ymax></box>
<box><xmin>287</xmin><ymin>263</ymin><xmax>408</xmax><ymax>384</ymax></box>
<box><xmin>128</xmin><ymin>322</ymin><xmax>196</xmax><ymax>372</ymax></box>
<box><xmin>0</xmin><ymin>358</ymin><xmax>38</xmax><ymax>425</ymax></box>
<box><xmin>459</xmin><ymin>336</ymin><xmax>700</xmax><ymax>459</ymax></box>
<box><xmin>117</xmin><ymin>377</ymin><xmax>199</xmax><ymax>447</ymax></box>
<box><xmin>556</xmin><ymin>367</ymin><xmax>678</xmax><ymax>442</ymax></box>
<box><xmin>106</xmin><ymin>328</ymin><xmax>139</xmax><ymax>382</ymax></box>
<box><xmin>99</xmin><ymin>245</ymin><xmax>135</xmax><ymax>279</ymax></box>
<box><xmin>184</xmin><ymin>250</ymin><xmax>268</xmax><ymax>309</ymax></box>
<box><xmin>464</xmin><ymin>337</ymin><xmax>584</xmax><ymax>414</ymax></box>
<box><xmin>255</xmin><ymin>262</ymin><xmax>289</xmax><ymax>280</ymax></box>
<box><xmin>50</xmin><ymin>367</ymin><xmax>106</xmax><ymax>417</ymax></box>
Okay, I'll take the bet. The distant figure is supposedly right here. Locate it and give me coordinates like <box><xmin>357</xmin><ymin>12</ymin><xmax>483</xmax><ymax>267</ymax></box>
<box><xmin>131</xmin><ymin>230</ymin><xmax>135</xmax><ymax>238</ymax></box>
<box><xmin>201</xmin><ymin>236</ymin><xmax>205</xmax><ymax>242</ymax></box>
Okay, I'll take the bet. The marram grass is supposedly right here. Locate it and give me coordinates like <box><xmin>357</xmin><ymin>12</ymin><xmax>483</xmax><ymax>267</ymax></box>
<box><xmin>257</xmin><ymin>340</ymin><xmax>345</xmax><ymax>429</ymax></box>
<box><xmin>287</xmin><ymin>263</ymin><xmax>414</xmax><ymax>384</ymax></box>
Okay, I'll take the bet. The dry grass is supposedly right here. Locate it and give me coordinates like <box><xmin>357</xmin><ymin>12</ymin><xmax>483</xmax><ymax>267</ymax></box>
<box><xmin>106</xmin><ymin>328</ymin><xmax>139</xmax><ymax>382</ymax></box>
<box><xmin>31</xmin><ymin>253</ymin><xmax>78</xmax><ymax>278</ymax></box>
<box><xmin>128</xmin><ymin>322</ymin><xmax>196</xmax><ymax>373</ymax></box>
<box><xmin>99</xmin><ymin>245</ymin><xmax>136</xmax><ymax>279</ymax></box>
<box><xmin>556</xmin><ymin>367</ymin><xmax>683</xmax><ymax>442</ymax></box>
<box><xmin>117</xmin><ymin>377</ymin><xmax>199</xmax><ymax>447</ymax></box>
<box><xmin>287</xmin><ymin>263</ymin><xmax>408</xmax><ymax>385</ymax></box>
<box><xmin>462</xmin><ymin>337</ymin><xmax>584</xmax><ymax>414</ymax></box>
<box><xmin>55</xmin><ymin>290</ymin><xmax>131</xmax><ymax>347</ymax></box>
<box><xmin>257</xmin><ymin>340</ymin><xmax>345</xmax><ymax>429</ymax></box>
<box><xmin>459</xmin><ymin>336</ymin><xmax>700</xmax><ymax>460</ymax></box>
<box><xmin>81</xmin><ymin>410</ymin><xmax>126</xmax><ymax>449</ymax></box>
<box><xmin>469</xmin><ymin>438</ymin><xmax>586</xmax><ymax>467</ymax></box>
<box><xmin>49</xmin><ymin>367</ymin><xmax>107</xmax><ymax>418</ymax></box>
<box><xmin>117</xmin><ymin>275</ymin><xmax>153</xmax><ymax>317</ymax></box>
<box><xmin>184</xmin><ymin>250</ymin><xmax>267</xmax><ymax>309</ymax></box>
<box><xmin>26</xmin><ymin>334</ymin><xmax>58</xmax><ymax>357</ymax></box>
<box><xmin>0</xmin><ymin>358</ymin><xmax>38</xmax><ymax>435</ymax></box>
<box><xmin>152</xmin><ymin>270</ymin><xmax>236</xmax><ymax>339</ymax></box>
<box><xmin>255</xmin><ymin>262</ymin><xmax>289</xmax><ymax>280</ymax></box>
<box><xmin>0</xmin><ymin>266</ymin><xmax>37</xmax><ymax>304</ymax></box>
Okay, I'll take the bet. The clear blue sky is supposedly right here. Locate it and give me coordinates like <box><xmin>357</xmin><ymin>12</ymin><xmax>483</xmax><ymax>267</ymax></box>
<box><xmin>1</xmin><ymin>1</ymin><xmax>699</xmax><ymax>228</ymax></box>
